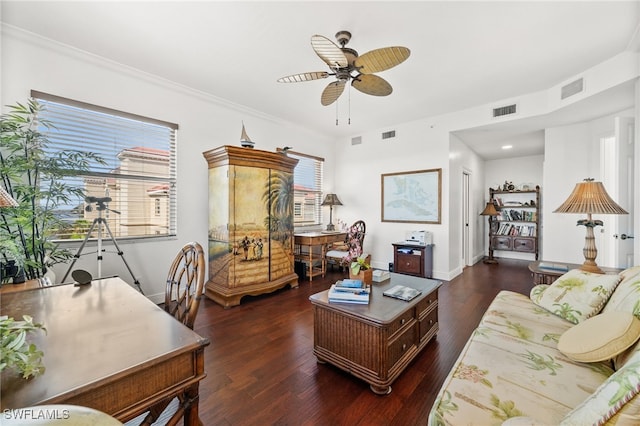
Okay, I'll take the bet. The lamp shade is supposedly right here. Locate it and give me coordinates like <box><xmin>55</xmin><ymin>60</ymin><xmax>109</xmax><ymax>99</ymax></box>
<box><xmin>0</xmin><ymin>187</ymin><xmax>19</xmax><ymax>208</ymax></box>
<box><xmin>479</xmin><ymin>202</ymin><xmax>499</xmax><ymax>216</ymax></box>
<box><xmin>554</xmin><ymin>179</ymin><xmax>628</xmax><ymax>215</ymax></box>
<box><xmin>321</xmin><ymin>193</ymin><xmax>343</xmax><ymax>206</ymax></box>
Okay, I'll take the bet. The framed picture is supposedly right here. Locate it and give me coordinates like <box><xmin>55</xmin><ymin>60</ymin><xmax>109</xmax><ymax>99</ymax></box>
<box><xmin>381</xmin><ymin>168</ymin><xmax>442</xmax><ymax>224</ymax></box>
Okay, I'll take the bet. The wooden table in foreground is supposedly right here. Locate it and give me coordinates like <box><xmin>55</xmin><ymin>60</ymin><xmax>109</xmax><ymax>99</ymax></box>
<box><xmin>528</xmin><ymin>260</ymin><xmax>624</xmax><ymax>285</ymax></box>
<box><xmin>0</xmin><ymin>277</ymin><xmax>209</xmax><ymax>425</ymax></box>
<box><xmin>294</xmin><ymin>231</ymin><xmax>347</xmax><ymax>281</ymax></box>
<box><xmin>309</xmin><ymin>273</ymin><xmax>441</xmax><ymax>394</ymax></box>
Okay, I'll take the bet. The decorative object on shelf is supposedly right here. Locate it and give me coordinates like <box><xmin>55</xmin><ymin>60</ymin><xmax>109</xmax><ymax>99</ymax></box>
<box><xmin>381</xmin><ymin>168</ymin><xmax>442</xmax><ymax>224</ymax></box>
<box><xmin>502</xmin><ymin>181</ymin><xmax>515</xmax><ymax>191</ymax></box>
<box><xmin>554</xmin><ymin>178</ymin><xmax>628</xmax><ymax>274</ymax></box>
<box><xmin>480</xmin><ymin>201</ymin><xmax>500</xmax><ymax>264</ymax></box>
<box><xmin>0</xmin><ymin>315</ymin><xmax>46</xmax><ymax>379</ymax></box>
<box><xmin>239</xmin><ymin>121</ymin><xmax>254</xmax><ymax>148</ymax></box>
<box><xmin>321</xmin><ymin>193</ymin><xmax>343</xmax><ymax>231</ymax></box>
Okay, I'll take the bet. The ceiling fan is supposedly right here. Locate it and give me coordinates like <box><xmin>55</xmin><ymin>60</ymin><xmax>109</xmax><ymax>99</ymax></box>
<box><xmin>277</xmin><ymin>31</ymin><xmax>411</xmax><ymax>106</ymax></box>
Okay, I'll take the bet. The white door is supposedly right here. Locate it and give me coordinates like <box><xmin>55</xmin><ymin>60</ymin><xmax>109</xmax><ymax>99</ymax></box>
<box><xmin>462</xmin><ymin>171</ymin><xmax>471</xmax><ymax>266</ymax></box>
<box><xmin>613</xmin><ymin>117</ymin><xmax>635</xmax><ymax>268</ymax></box>
<box><xmin>602</xmin><ymin>117</ymin><xmax>635</xmax><ymax>268</ymax></box>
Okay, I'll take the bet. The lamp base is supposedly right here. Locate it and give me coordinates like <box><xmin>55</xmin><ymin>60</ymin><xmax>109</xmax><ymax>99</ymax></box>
<box><xmin>483</xmin><ymin>257</ymin><xmax>498</xmax><ymax>265</ymax></box>
<box><xmin>325</xmin><ymin>224</ymin><xmax>335</xmax><ymax>231</ymax></box>
<box><xmin>579</xmin><ymin>262</ymin><xmax>604</xmax><ymax>274</ymax></box>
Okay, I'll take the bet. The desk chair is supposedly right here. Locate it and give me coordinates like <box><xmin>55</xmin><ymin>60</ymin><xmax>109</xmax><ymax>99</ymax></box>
<box><xmin>125</xmin><ymin>242</ymin><xmax>205</xmax><ymax>426</ymax></box>
<box><xmin>326</xmin><ymin>220</ymin><xmax>366</xmax><ymax>271</ymax></box>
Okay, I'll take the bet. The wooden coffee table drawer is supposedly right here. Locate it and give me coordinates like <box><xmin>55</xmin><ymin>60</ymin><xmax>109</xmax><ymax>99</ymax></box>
<box><xmin>388</xmin><ymin>323</ymin><xmax>417</xmax><ymax>368</ymax></box>
<box><xmin>419</xmin><ymin>305</ymin><xmax>438</xmax><ymax>342</ymax></box>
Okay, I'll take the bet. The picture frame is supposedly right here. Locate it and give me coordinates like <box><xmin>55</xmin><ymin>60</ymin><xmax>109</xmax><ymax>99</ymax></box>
<box><xmin>381</xmin><ymin>168</ymin><xmax>442</xmax><ymax>224</ymax></box>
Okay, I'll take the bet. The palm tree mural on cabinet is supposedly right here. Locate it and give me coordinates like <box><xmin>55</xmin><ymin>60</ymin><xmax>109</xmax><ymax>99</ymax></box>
<box><xmin>202</xmin><ymin>145</ymin><xmax>299</xmax><ymax>308</ymax></box>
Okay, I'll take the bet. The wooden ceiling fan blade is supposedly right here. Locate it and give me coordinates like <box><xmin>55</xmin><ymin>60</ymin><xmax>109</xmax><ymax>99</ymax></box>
<box><xmin>321</xmin><ymin>80</ymin><xmax>346</xmax><ymax>106</ymax></box>
<box><xmin>277</xmin><ymin>72</ymin><xmax>329</xmax><ymax>83</ymax></box>
<box><xmin>354</xmin><ymin>46</ymin><xmax>410</xmax><ymax>74</ymax></box>
<box><xmin>311</xmin><ymin>35</ymin><xmax>348</xmax><ymax>68</ymax></box>
<box><xmin>352</xmin><ymin>74</ymin><xmax>392</xmax><ymax>96</ymax></box>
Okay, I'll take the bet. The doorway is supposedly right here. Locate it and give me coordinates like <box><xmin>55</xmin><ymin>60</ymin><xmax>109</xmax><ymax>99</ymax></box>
<box><xmin>462</xmin><ymin>170</ymin><xmax>472</xmax><ymax>267</ymax></box>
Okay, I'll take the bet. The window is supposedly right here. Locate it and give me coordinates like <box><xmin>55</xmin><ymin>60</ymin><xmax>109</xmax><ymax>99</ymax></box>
<box><xmin>280</xmin><ymin>150</ymin><xmax>323</xmax><ymax>227</ymax></box>
<box><xmin>32</xmin><ymin>91</ymin><xmax>177</xmax><ymax>241</ymax></box>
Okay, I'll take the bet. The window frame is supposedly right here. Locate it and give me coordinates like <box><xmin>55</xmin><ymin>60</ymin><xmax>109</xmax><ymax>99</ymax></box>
<box><xmin>278</xmin><ymin>149</ymin><xmax>324</xmax><ymax>229</ymax></box>
<box><xmin>31</xmin><ymin>90</ymin><xmax>178</xmax><ymax>242</ymax></box>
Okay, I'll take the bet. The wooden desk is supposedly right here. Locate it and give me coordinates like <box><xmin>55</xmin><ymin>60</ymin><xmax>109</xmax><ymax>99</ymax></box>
<box><xmin>0</xmin><ymin>277</ymin><xmax>209</xmax><ymax>424</ymax></box>
<box><xmin>294</xmin><ymin>232</ymin><xmax>346</xmax><ymax>281</ymax></box>
<box><xmin>309</xmin><ymin>273</ymin><xmax>441</xmax><ymax>394</ymax></box>
<box><xmin>528</xmin><ymin>260</ymin><xmax>623</xmax><ymax>285</ymax></box>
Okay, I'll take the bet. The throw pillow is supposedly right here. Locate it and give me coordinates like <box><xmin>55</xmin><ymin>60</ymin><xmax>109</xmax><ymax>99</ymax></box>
<box><xmin>557</xmin><ymin>311</ymin><xmax>640</xmax><ymax>362</ymax></box>
<box><xmin>531</xmin><ymin>269</ymin><xmax>621</xmax><ymax>324</ymax></box>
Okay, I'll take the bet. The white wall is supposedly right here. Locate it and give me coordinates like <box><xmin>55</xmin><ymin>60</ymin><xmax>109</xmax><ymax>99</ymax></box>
<box><xmin>1</xmin><ymin>26</ymin><xmax>336</xmax><ymax>301</ymax></box>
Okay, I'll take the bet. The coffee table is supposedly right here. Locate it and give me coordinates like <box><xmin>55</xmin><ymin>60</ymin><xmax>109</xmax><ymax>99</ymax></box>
<box><xmin>309</xmin><ymin>273</ymin><xmax>441</xmax><ymax>394</ymax></box>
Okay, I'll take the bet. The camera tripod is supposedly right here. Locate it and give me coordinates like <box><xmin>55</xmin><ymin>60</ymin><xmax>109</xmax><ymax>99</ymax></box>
<box><xmin>61</xmin><ymin>197</ymin><xmax>143</xmax><ymax>294</ymax></box>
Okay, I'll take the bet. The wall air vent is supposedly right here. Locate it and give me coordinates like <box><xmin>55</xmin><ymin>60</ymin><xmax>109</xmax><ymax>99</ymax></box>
<box><xmin>561</xmin><ymin>78</ymin><xmax>584</xmax><ymax>100</ymax></box>
<box><xmin>492</xmin><ymin>104</ymin><xmax>517</xmax><ymax>118</ymax></box>
<box><xmin>382</xmin><ymin>130</ymin><xmax>396</xmax><ymax>140</ymax></box>
<box><xmin>351</xmin><ymin>136</ymin><xmax>362</xmax><ymax>145</ymax></box>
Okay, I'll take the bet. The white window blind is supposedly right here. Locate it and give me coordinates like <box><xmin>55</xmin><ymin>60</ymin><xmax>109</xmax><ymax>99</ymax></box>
<box><xmin>283</xmin><ymin>150</ymin><xmax>324</xmax><ymax>227</ymax></box>
<box><xmin>31</xmin><ymin>91</ymin><xmax>177</xmax><ymax>240</ymax></box>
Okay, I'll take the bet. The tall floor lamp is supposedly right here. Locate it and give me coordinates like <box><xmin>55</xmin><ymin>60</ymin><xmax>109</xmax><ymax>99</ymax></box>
<box><xmin>480</xmin><ymin>201</ymin><xmax>500</xmax><ymax>264</ymax></box>
<box><xmin>554</xmin><ymin>178</ymin><xmax>628</xmax><ymax>274</ymax></box>
<box><xmin>321</xmin><ymin>193</ymin><xmax>342</xmax><ymax>231</ymax></box>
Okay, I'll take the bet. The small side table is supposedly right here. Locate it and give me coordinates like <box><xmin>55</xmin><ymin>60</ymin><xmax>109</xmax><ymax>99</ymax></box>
<box><xmin>528</xmin><ymin>261</ymin><xmax>623</xmax><ymax>285</ymax></box>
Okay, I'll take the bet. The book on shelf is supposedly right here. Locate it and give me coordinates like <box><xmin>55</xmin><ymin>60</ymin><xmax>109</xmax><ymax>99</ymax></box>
<box><xmin>383</xmin><ymin>285</ymin><xmax>422</xmax><ymax>302</ymax></box>
<box><xmin>328</xmin><ymin>284</ymin><xmax>370</xmax><ymax>304</ymax></box>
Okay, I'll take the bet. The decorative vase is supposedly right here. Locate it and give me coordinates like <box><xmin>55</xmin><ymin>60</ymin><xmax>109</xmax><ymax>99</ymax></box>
<box><xmin>350</xmin><ymin>268</ymin><xmax>373</xmax><ymax>286</ymax></box>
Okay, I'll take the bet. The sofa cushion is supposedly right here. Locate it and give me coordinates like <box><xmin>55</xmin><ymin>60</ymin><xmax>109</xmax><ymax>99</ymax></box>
<box><xmin>429</xmin><ymin>322</ymin><xmax>613</xmax><ymax>426</ymax></box>
<box><xmin>602</xmin><ymin>268</ymin><xmax>640</xmax><ymax>319</ymax></box>
<box><xmin>557</xmin><ymin>311</ymin><xmax>640</xmax><ymax>363</ymax></box>
<box><xmin>481</xmin><ymin>290</ymin><xmax>573</xmax><ymax>349</ymax></box>
<box><xmin>560</xmin><ymin>349</ymin><xmax>640</xmax><ymax>425</ymax></box>
<box><xmin>530</xmin><ymin>269</ymin><xmax>621</xmax><ymax>324</ymax></box>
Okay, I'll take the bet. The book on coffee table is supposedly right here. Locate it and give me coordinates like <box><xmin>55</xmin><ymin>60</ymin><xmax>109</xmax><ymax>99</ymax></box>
<box><xmin>383</xmin><ymin>284</ymin><xmax>422</xmax><ymax>302</ymax></box>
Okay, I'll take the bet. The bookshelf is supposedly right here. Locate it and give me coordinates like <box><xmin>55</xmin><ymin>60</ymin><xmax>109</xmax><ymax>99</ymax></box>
<box><xmin>488</xmin><ymin>185</ymin><xmax>540</xmax><ymax>260</ymax></box>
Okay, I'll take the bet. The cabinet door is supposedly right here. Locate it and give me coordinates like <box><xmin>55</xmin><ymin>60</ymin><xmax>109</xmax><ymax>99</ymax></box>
<box><xmin>230</xmin><ymin>165</ymin><xmax>271</xmax><ymax>285</ymax></box>
<box><xmin>396</xmin><ymin>253</ymin><xmax>422</xmax><ymax>276</ymax></box>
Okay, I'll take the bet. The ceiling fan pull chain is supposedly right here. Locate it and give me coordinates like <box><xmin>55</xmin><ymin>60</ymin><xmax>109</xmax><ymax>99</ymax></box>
<box><xmin>348</xmin><ymin>84</ymin><xmax>351</xmax><ymax>125</ymax></box>
<box><xmin>335</xmin><ymin>98</ymin><xmax>339</xmax><ymax>126</ymax></box>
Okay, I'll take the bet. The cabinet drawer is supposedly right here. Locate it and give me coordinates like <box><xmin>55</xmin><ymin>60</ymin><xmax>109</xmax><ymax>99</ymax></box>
<box><xmin>513</xmin><ymin>238</ymin><xmax>535</xmax><ymax>252</ymax></box>
<box><xmin>395</xmin><ymin>253</ymin><xmax>421</xmax><ymax>275</ymax></box>
<box><xmin>419</xmin><ymin>307</ymin><xmax>438</xmax><ymax>342</ymax></box>
<box><xmin>491</xmin><ymin>236</ymin><xmax>512</xmax><ymax>250</ymax></box>
<box><xmin>388</xmin><ymin>309</ymin><xmax>416</xmax><ymax>337</ymax></box>
<box><xmin>388</xmin><ymin>325</ymin><xmax>417</xmax><ymax>368</ymax></box>
<box><xmin>415</xmin><ymin>292</ymin><xmax>438</xmax><ymax>316</ymax></box>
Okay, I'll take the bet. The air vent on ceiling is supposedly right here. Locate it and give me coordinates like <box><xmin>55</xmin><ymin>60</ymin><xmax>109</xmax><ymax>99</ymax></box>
<box><xmin>561</xmin><ymin>78</ymin><xmax>584</xmax><ymax>100</ymax></box>
<box><xmin>382</xmin><ymin>130</ymin><xmax>396</xmax><ymax>140</ymax></box>
<box><xmin>492</xmin><ymin>104</ymin><xmax>517</xmax><ymax>118</ymax></box>
<box><xmin>351</xmin><ymin>136</ymin><xmax>362</xmax><ymax>145</ymax></box>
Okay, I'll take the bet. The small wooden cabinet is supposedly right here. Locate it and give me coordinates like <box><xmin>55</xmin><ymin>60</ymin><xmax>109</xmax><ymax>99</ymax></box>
<box><xmin>202</xmin><ymin>145</ymin><xmax>299</xmax><ymax>308</ymax></box>
<box><xmin>392</xmin><ymin>242</ymin><xmax>433</xmax><ymax>278</ymax></box>
<box><xmin>489</xmin><ymin>186</ymin><xmax>540</xmax><ymax>260</ymax></box>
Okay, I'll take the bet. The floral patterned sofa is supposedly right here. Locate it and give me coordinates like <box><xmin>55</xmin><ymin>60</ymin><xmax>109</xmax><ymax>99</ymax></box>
<box><xmin>429</xmin><ymin>266</ymin><xmax>640</xmax><ymax>426</ymax></box>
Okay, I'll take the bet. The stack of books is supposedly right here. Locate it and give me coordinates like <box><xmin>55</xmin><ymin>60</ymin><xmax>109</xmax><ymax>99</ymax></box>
<box><xmin>328</xmin><ymin>279</ymin><xmax>370</xmax><ymax>304</ymax></box>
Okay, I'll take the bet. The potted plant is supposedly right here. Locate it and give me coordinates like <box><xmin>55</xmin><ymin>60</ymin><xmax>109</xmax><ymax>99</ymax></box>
<box><xmin>349</xmin><ymin>254</ymin><xmax>373</xmax><ymax>285</ymax></box>
<box><xmin>0</xmin><ymin>99</ymin><xmax>104</xmax><ymax>281</ymax></box>
<box><xmin>0</xmin><ymin>315</ymin><xmax>46</xmax><ymax>378</ymax></box>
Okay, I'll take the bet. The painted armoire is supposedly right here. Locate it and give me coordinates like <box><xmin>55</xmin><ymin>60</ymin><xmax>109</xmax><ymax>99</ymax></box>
<box><xmin>202</xmin><ymin>145</ymin><xmax>299</xmax><ymax>308</ymax></box>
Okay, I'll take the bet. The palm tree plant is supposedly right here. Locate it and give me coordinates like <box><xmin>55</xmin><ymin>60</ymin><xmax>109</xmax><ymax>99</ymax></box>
<box><xmin>0</xmin><ymin>99</ymin><xmax>104</xmax><ymax>281</ymax></box>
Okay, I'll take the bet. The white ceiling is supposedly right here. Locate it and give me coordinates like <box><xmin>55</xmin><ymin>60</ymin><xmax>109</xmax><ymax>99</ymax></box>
<box><xmin>2</xmin><ymin>1</ymin><xmax>639</xmax><ymax>160</ymax></box>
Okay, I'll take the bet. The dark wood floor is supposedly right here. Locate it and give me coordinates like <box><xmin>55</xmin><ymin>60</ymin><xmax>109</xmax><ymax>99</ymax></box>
<box><xmin>192</xmin><ymin>259</ymin><xmax>533</xmax><ymax>425</ymax></box>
